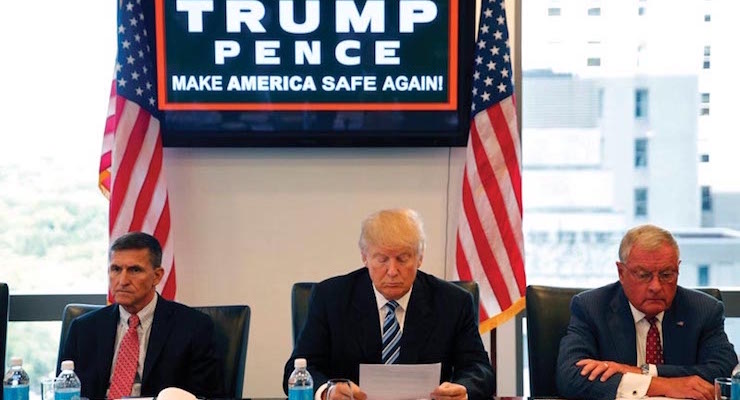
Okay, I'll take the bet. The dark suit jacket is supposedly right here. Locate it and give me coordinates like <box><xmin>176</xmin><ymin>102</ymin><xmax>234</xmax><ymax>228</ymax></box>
<box><xmin>556</xmin><ymin>282</ymin><xmax>738</xmax><ymax>399</ymax></box>
<box><xmin>283</xmin><ymin>268</ymin><xmax>494</xmax><ymax>400</ymax></box>
<box><xmin>61</xmin><ymin>296</ymin><xmax>224</xmax><ymax>399</ymax></box>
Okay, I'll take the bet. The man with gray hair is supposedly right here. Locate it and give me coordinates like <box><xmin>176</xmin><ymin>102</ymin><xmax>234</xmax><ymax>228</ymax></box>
<box><xmin>283</xmin><ymin>209</ymin><xmax>494</xmax><ymax>400</ymax></box>
<box><xmin>61</xmin><ymin>232</ymin><xmax>224</xmax><ymax>399</ymax></box>
<box><xmin>557</xmin><ymin>224</ymin><xmax>737</xmax><ymax>400</ymax></box>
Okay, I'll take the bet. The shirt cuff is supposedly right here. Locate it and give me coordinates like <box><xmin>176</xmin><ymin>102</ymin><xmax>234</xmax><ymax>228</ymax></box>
<box><xmin>314</xmin><ymin>383</ymin><xmax>327</xmax><ymax>400</ymax></box>
<box><xmin>616</xmin><ymin>372</ymin><xmax>652</xmax><ymax>399</ymax></box>
<box><xmin>649</xmin><ymin>364</ymin><xmax>658</xmax><ymax>376</ymax></box>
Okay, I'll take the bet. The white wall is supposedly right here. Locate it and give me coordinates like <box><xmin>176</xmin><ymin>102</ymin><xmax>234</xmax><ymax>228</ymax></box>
<box><xmin>165</xmin><ymin>147</ymin><xmax>481</xmax><ymax>397</ymax></box>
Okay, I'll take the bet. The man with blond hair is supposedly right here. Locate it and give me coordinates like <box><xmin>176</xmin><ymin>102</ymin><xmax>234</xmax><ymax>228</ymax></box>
<box><xmin>283</xmin><ymin>209</ymin><xmax>494</xmax><ymax>400</ymax></box>
<box><xmin>557</xmin><ymin>224</ymin><xmax>737</xmax><ymax>400</ymax></box>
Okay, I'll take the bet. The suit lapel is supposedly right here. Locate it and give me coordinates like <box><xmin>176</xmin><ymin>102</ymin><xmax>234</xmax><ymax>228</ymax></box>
<box><xmin>398</xmin><ymin>274</ymin><xmax>434</xmax><ymax>364</ymax></box>
<box><xmin>350</xmin><ymin>271</ymin><xmax>382</xmax><ymax>363</ymax></box>
<box><xmin>143</xmin><ymin>296</ymin><xmax>175</xmax><ymax>383</ymax></box>
<box><xmin>608</xmin><ymin>287</ymin><xmax>638</xmax><ymax>365</ymax></box>
<box><xmin>661</xmin><ymin>289</ymin><xmax>686</xmax><ymax>364</ymax></box>
<box><xmin>100</xmin><ymin>306</ymin><xmax>119</xmax><ymax>390</ymax></box>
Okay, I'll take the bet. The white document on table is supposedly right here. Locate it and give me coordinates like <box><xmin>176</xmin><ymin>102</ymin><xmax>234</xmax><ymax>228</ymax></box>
<box><xmin>359</xmin><ymin>363</ymin><xmax>441</xmax><ymax>400</ymax></box>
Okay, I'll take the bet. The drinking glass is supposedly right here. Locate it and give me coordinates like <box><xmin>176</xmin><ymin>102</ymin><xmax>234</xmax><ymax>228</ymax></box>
<box><xmin>40</xmin><ymin>377</ymin><xmax>57</xmax><ymax>400</ymax></box>
<box><xmin>715</xmin><ymin>377</ymin><xmax>732</xmax><ymax>400</ymax></box>
<box><xmin>325</xmin><ymin>378</ymin><xmax>354</xmax><ymax>400</ymax></box>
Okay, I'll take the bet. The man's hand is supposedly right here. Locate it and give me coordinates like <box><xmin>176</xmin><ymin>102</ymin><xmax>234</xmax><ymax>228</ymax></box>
<box><xmin>430</xmin><ymin>382</ymin><xmax>467</xmax><ymax>400</ymax></box>
<box><xmin>575</xmin><ymin>359</ymin><xmax>641</xmax><ymax>382</ymax></box>
<box><xmin>648</xmin><ymin>376</ymin><xmax>713</xmax><ymax>400</ymax></box>
<box><xmin>324</xmin><ymin>380</ymin><xmax>366</xmax><ymax>400</ymax></box>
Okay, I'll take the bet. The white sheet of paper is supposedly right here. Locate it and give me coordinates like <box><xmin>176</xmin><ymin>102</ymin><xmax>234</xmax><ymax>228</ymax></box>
<box><xmin>359</xmin><ymin>363</ymin><xmax>441</xmax><ymax>400</ymax></box>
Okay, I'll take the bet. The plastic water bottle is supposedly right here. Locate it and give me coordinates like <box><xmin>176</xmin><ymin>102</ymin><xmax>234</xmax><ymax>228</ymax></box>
<box><xmin>54</xmin><ymin>360</ymin><xmax>81</xmax><ymax>400</ymax></box>
<box><xmin>731</xmin><ymin>362</ymin><xmax>740</xmax><ymax>400</ymax></box>
<box><xmin>287</xmin><ymin>358</ymin><xmax>313</xmax><ymax>400</ymax></box>
<box><xmin>3</xmin><ymin>357</ymin><xmax>30</xmax><ymax>400</ymax></box>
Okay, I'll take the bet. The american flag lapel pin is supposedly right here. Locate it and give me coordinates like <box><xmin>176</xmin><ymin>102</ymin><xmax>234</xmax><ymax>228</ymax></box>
<box><xmin>676</xmin><ymin>321</ymin><xmax>685</xmax><ymax>327</ymax></box>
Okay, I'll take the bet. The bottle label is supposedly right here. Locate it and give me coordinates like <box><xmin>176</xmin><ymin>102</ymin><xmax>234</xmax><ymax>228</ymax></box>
<box><xmin>731</xmin><ymin>381</ymin><xmax>740</xmax><ymax>400</ymax></box>
<box><xmin>4</xmin><ymin>385</ymin><xmax>30</xmax><ymax>400</ymax></box>
<box><xmin>54</xmin><ymin>388</ymin><xmax>81</xmax><ymax>400</ymax></box>
<box><xmin>288</xmin><ymin>386</ymin><xmax>313</xmax><ymax>400</ymax></box>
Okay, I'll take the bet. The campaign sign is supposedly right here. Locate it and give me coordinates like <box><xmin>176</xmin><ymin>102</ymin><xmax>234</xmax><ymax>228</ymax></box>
<box><xmin>155</xmin><ymin>0</ymin><xmax>457</xmax><ymax>110</ymax></box>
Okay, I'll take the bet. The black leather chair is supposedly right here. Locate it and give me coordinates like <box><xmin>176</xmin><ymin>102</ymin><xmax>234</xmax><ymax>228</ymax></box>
<box><xmin>291</xmin><ymin>280</ymin><xmax>480</xmax><ymax>347</ymax></box>
<box><xmin>194</xmin><ymin>305</ymin><xmax>250</xmax><ymax>398</ymax></box>
<box><xmin>56</xmin><ymin>303</ymin><xmax>250</xmax><ymax>398</ymax></box>
<box><xmin>1</xmin><ymin>282</ymin><xmax>9</xmax><ymax>399</ymax></box>
<box><xmin>57</xmin><ymin>303</ymin><xmax>104</xmax><ymax>371</ymax></box>
<box><xmin>525</xmin><ymin>284</ymin><xmax>723</xmax><ymax>397</ymax></box>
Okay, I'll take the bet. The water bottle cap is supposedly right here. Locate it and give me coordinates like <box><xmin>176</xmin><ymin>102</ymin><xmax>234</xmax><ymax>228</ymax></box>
<box><xmin>10</xmin><ymin>357</ymin><xmax>22</xmax><ymax>367</ymax></box>
<box><xmin>294</xmin><ymin>358</ymin><xmax>307</xmax><ymax>369</ymax></box>
<box><xmin>61</xmin><ymin>360</ymin><xmax>75</xmax><ymax>371</ymax></box>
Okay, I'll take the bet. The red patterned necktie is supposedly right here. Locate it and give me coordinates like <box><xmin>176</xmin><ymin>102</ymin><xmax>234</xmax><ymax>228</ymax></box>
<box><xmin>109</xmin><ymin>314</ymin><xmax>140</xmax><ymax>399</ymax></box>
<box><xmin>645</xmin><ymin>317</ymin><xmax>664</xmax><ymax>365</ymax></box>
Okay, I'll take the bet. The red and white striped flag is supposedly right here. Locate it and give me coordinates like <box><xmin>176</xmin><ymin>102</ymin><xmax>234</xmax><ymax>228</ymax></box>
<box><xmin>451</xmin><ymin>0</ymin><xmax>525</xmax><ymax>333</ymax></box>
<box><xmin>99</xmin><ymin>0</ymin><xmax>176</xmax><ymax>301</ymax></box>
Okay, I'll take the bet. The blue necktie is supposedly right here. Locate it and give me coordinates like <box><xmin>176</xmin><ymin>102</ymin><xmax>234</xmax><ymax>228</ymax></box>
<box><xmin>382</xmin><ymin>300</ymin><xmax>401</xmax><ymax>364</ymax></box>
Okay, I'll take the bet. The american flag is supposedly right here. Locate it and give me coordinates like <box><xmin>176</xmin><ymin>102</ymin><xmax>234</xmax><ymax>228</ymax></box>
<box><xmin>450</xmin><ymin>0</ymin><xmax>525</xmax><ymax>333</ymax></box>
<box><xmin>99</xmin><ymin>0</ymin><xmax>176</xmax><ymax>301</ymax></box>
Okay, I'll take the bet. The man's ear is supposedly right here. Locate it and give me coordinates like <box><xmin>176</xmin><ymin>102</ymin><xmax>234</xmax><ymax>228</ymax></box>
<box><xmin>153</xmin><ymin>266</ymin><xmax>165</xmax><ymax>286</ymax></box>
<box><xmin>616</xmin><ymin>262</ymin><xmax>625</xmax><ymax>282</ymax></box>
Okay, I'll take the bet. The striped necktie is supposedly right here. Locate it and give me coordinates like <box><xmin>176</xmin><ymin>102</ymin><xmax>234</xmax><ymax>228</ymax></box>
<box><xmin>382</xmin><ymin>300</ymin><xmax>401</xmax><ymax>364</ymax></box>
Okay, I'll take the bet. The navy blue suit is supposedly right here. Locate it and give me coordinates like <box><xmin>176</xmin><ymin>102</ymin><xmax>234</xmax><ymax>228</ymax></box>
<box><xmin>283</xmin><ymin>268</ymin><xmax>494</xmax><ymax>400</ymax></box>
<box><xmin>556</xmin><ymin>282</ymin><xmax>738</xmax><ymax>399</ymax></box>
<box><xmin>61</xmin><ymin>296</ymin><xmax>224</xmax><ymax>400</ymax></box>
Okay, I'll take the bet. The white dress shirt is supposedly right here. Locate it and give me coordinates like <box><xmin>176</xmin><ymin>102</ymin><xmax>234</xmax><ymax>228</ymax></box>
<box><xmin>314</xmin><ymin>286</ymin><xmax>413</xmax><ymax>400</ymax></box>
<box><xmin>108</xmin><ymin>295</ymin><xmax>158</xmax><ymax>397</ymax></box>
<box><xmin>616</xmin><ymin>303</ymin><xmax>664</xmax><ymax>399</ymax></box>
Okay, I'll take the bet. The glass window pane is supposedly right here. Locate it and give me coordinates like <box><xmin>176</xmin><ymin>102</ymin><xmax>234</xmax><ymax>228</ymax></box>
<box><xmin>0</xmin><ymin>1</ymin><xmax>115</xmax><ymax>294</ymax></box>
<box><xmin>521</xmin><ymin>0</ymin><xmax>740</xmax><ymax>289</ymax></box>
<box><xmin>4</xmin><ymin>321</ymin><xmax>62</xmax><ymax>397</ymax></box>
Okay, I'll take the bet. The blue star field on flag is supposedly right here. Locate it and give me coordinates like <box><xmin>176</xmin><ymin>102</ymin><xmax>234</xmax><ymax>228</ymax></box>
<box><xmin>470</xmin><ymin>0</ymin><xmax>514</xmax><ymax>117</ymax></box>
<box><xmin>116</xmin><ymin>0</ymin><xmax>160</xmax><ymax>117</ymax></box>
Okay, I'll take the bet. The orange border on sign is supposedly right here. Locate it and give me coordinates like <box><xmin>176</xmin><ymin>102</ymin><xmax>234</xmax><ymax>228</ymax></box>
<box><xmin>155</xmin><ymin>0</ymin><xmax>458</xmax><ymax>111</ymax></box>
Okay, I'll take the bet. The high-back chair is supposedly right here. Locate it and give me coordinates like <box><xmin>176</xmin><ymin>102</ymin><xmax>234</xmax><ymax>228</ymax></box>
<box><xmin>193</xmin><ymin>305</ymin><xmax>250</xmax><ymax>398</ymax></box>
<box><xmin>57</xmin><ymin>303</ymin><xmax>103</xmax><ymax>371</ymax></box>
<box><xmin>1</xmin><ymin>282</ymin><xmax>9</xmax><ymax>398</ymax></box>
<box><xmin>525</xmin><ymin>285</ymin><xmax>723</xmax><ymax>397</ymax></box>
<box><xmin>290</xmin><ymin>280</ymin><xmax>480</xmax><ymax>347</ymax></box>
<box><xmin>56</xmin><ymin>303</ymin><xmax>250</xmax><ymax>398</ymax></box>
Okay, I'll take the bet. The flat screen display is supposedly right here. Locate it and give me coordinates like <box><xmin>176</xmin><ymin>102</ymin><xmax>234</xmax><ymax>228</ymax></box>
<box><xmin>155</xmin><ymin>0</ymin><xmax>475</xmax><ymax>146</ymax></box>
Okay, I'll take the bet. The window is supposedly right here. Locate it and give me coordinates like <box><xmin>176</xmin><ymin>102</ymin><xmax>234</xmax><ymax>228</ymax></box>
<box><xmin>521</xmin><ymin>1</ymin><xmax>740</xmax><ymax>395</ymax></box>
<box><xmin>701</xmin><ymin>93</ymin><xmax>710</xmax><ymax>103</ymax></box>
<box><xmin>705</xmin><ymin>14</ymin><xmax>711</xmax><ymax>22</ymax></box>
<box><xmin>638</xmin><ymin>6</ymin><xmax>646</xmax><ymax>16</ymax></box>
<box><xmin>698</xmin><ymin>265</ymin><xmax>709</xmax><ymax>286</ymax></box>
<box><xmin>635</xmin><ymin>89</ymin><xmax>649</xmax><ymax>118</ymax></box>
<box><xmin>1</xmin><ymin>0</ymin><xmax>114</xmax><ymax>385</ymax></box>
<box><xmin>702</xmin><ymin>186</ymin><xmax>713</xmax><ymax>211</ymax></box>
<box><xmin>701</xmin><ymin>107</ymin><xmax>710</xmax><ymax>115</ymax></box>
<box><xmin>635</xmin><ymin>138</ymin><xmax>648</xmax><ymax>168</ymax></box>
<box><xmin>588</xmin><ymin>7</ymin><xmax>601</xmax><ymax>16</ymax></box>
<box><xmin>548</xmin><ymin>7</ymin><xmax>561</xmax><ymax>16</ymax></box>
<box><xmin>634</xmin><ymin>188</ymin><xmax>648</xmax><ymax>217</ymax></box>
<box><xmin>587</xmin><ymin>57</ymin><xmax>601</xmax><ymax>66</ymax></box>
<box><xmin>701</xmin><ymin>154</ymin><xmax>710</xmax><ymax>162</ymax></box>
<box><xmin>704</xmin><ymin>60</ymin><xmax>711</xmax><ymax>69</ymax></box>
